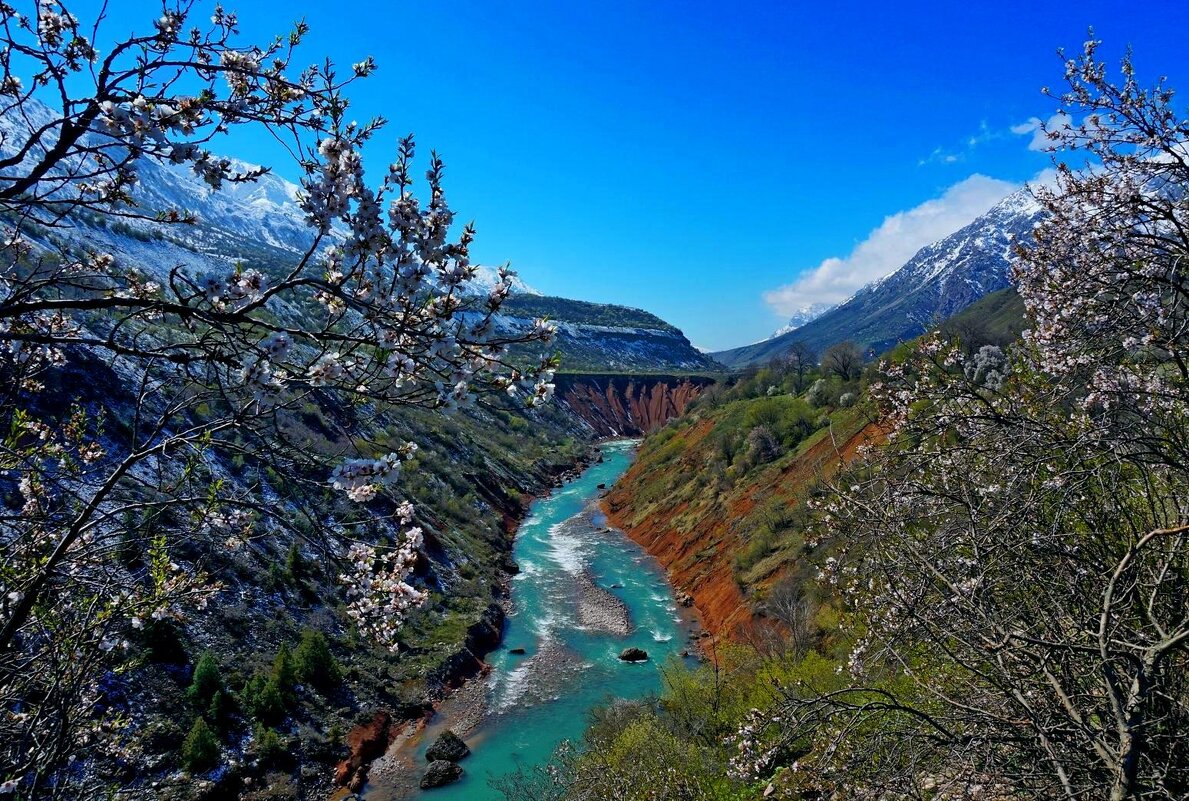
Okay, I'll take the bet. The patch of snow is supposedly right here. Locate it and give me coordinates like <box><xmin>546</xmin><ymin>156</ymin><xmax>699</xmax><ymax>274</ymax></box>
<box><xmin>770</xmin><ymin>302</ymin><xmax>835</xmax><ymax>338</ymax></box>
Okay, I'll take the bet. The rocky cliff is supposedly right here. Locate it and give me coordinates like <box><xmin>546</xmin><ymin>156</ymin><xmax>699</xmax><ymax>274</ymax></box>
<box><xmin>556</xmin><ymin>374</ymin><xmax>716</xmax><ymax>437</ymax></box>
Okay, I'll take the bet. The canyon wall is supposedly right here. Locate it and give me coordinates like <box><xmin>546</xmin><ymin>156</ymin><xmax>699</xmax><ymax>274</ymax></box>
<box><xmin>555</xmin><ymin>373</ymin><xmax>715</xmax><ymax>437</ymax></box>
<box><xmin>603</xmin><ymin>416</ymin><xmax>884</xmax><ymax>640</ymax></box>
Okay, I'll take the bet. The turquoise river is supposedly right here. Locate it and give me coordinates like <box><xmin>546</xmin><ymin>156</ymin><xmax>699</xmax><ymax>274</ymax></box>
<box><xmin>367</xmin><ymin>439</ymin><xmax>696</xmax><ymax>799</ymax></box>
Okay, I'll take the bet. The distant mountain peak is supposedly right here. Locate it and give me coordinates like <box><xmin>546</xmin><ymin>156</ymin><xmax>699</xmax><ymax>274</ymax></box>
<box><xmin>770</xmin><ymin>302</ymin><xmax>835</xmax><ymax>339</ymax></box>
<box><xmin>468</xmin><ymin>265</ymin><xmax>539</xmax><ymax>297</ymax></box>
<box><xmin>714</xmin><ymin>186</ymin><xmax>1046</xmax><ymax>367</ymax></box>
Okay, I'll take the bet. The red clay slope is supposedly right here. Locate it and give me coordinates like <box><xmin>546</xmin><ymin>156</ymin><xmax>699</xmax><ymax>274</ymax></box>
<box><xmin>603</xmin><ymin>413</ymin><xmax>883</xmax><ymax>640</ymax></box>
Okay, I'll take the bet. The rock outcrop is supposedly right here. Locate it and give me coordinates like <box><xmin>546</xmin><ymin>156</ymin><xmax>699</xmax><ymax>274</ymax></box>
<box><xmin>557</xmin><ymin>374</ymin><xmax>714</xmax><ymax>437</ymax></box>
<box><xmin>420</xmin><ymin>760</ymin><xmax>463</xmax><ymax>789</ymax></box>
<box><xmin>335</xmin><ymin>711</ymin><xmax>397</xmax><ymax>792</ymax></box>
<box><xmin>423</xmin><ymin>600</ymin><xmax>506</xmax><ymax>699</ymax></box>
<box><xmin>425</xmin><ymin>730</ymin><xmax>470</xmax><ymax>763</ymax></box>
<box><xmin>618</xmin><ymin>647</ymin><xmax>649</xmax><ymax>662</ymax></box>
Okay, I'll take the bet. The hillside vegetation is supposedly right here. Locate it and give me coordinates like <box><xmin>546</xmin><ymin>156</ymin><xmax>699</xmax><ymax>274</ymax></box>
<box><xmin>20</xmin><ymin>346</ymin><xmax>593</xmax><ymax>797</ymax></box>
<box><xmin>503</xmin><ymin>294</ymin><xmax>682</xmax><ymax>333</ymax></box>
<box><xmin>604</xmin><ymin>355</ymin><xmax>880</xmax><ymax>636</ymax></box>
<box><xmin>504</xmin><ymin>294</ymin><xmax>723</xmax><ymax>374</ymax></box>
<box><xmin>605</xmin><ymin>286</ymin><xmax>1026</xmax><ymax>637</ymax></box>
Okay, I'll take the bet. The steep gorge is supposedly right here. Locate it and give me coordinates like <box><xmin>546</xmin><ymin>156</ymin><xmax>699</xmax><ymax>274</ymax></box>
<box><xmin>603</xmin><ymin>408</ymin><xmax>883</xmax><ymax>640</ymax></box>
<box><xmin>556</xmin><ymin>374</ymin><xmax>715</xmax><ymax>436</ymax></box>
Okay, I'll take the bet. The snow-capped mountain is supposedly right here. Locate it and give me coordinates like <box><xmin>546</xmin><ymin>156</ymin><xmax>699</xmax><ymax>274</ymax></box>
<box><xmin>2</xmin><ymin>98</ymin><xmax>717</xmax><ymax>374</ymax></box>
<box><xmin>714</xmin><ymin>188</ymin><xmax>1044</xmax><ymax>367</ymax></box>
<box><xmin>466</xmin><ymin>266</ymin><xmax>540</xmax><ymax>296</ymax></box>
<box><xmin>0</xmin><ymin>98</ymin><xmax>321</xmax><ymax>273</ymax></box>
<box><xmin>128</xmin><ymin>155</ymin><xmax>314</xmax><ymax>255</ymax></box>
<box><xmin>770</xmin><ymin>302</ymin><xmax>835</xmax><ymax>339</ymax></box>
<box><xmin>0</xmin><ymin>99</ymin><xmax>540</xmax><ymax>293</ymax></box>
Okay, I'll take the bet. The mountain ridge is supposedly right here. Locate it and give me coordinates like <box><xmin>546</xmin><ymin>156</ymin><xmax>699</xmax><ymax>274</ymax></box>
<box><xmin>1</xmin><ymin>98</ymin><xmax>712</xmax><ymax>377</ymax></box>
<box><xmin>715</xmin><ymin>188</ymin><xmax>1044</xmax><ymax>366</ymax></box>
<box><xmin>769</xmin><ymin>301</ymin><xmax>835</xmax><ymax>339</ymax></box>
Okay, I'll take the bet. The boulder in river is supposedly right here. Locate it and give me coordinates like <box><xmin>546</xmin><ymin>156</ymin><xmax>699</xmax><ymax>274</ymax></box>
<box><xmin>618</xmin><ymin>647</ymin><xmax>649</xmax><ymax>662</ymax></box>
<box><xmin>420</xmin><ymin>760</ymin><xmax>463</xmax><ymax>789</ymax></box>
<box><xmin>425</xmin><ymin>730</ymin><xmax>470</xmax><ymax>763</ymax></box>
<box><xmin>508</xmin><ymin>647</ymin><xmax>526</xmax><ymax>655</ymax></box>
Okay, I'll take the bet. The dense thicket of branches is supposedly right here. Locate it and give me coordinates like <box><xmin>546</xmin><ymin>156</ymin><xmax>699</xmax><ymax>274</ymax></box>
<box><xmin>0</xmin><ymin>2</ymin><xmax>556</xmax><ymax>795</ymax></box>
<box><xmin>732</xmin><ymin>41</ymin><xmax>1189</xmax><ymax>800</ymax></box>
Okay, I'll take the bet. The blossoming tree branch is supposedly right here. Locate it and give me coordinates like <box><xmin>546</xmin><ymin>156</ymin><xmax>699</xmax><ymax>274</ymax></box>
<box><xmin>726</xmin><ymin>40</ymin><xmax>1189</xmax><ymax>801</ymax></box>
<box><xmin>0</xmin><ymin>0</ymin><xmax>556</xmax><ymax>790</ymax></box>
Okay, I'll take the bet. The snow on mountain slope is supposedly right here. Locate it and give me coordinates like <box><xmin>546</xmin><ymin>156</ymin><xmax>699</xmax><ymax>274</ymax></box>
<box><xmin>714</xmin><ymin>188</ymin><xmax>1045</xmax><ymax>367</ymax></box>
<box><xmin>770</xmin><ymin>302</ymin><xmax>835</xmax><ymax>339</ymax></box>
<box><xmin>0</xmin><ymin>97</ymin><xmax>316</xmax><ymax>268</ymax></box>
<box><xmin>2</xmin><ymin>98</ymin><xmax>541</xmax><ymax>297</ymax></box>
<box><xmin>4</xmin><ymin>99</ymin><xmax>723</xmax><ymax>375</ymax></box>
<box><xmin>466</xmin><ymin>265</ymin><xmax>539</xmax><ymax>296</ymax></box>
<box><xmin>130</xmin><ymin>155</ymin><xmax>313</xmax><ymax>255</ymax></box>
<box><xmin>498</xmin><ymin>294</ymin><xmax>720</xmax><ymax>373</ymax></box>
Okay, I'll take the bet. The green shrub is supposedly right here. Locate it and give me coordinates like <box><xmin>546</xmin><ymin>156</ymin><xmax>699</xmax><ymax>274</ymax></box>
<box><xmin>272</xmin><ymin>643</ymin><xmax>296</xmax><ymax>698</ymax></box>
<box><xmin>265</xmin><ymin>561</ymin><xmax>285</xmax><ymax>592</ymax></box>
<box><xmin>242</xmin><ymin>672</ymin><xmax>287</xmax><ymax>725</ymax></box>
<box><xmin>285</xmin><ymin>541</ymin><xmax>305</xmax><ymax>583</ymax></box>
<box><xmin>187</xmin><ymin>652</ymin><xmax>223</xmax><ymax>708</ymax></box>
<box><xmin>252</xmin><ymin>724</ymin><xmax>287</xmax><ymax>766</ymax></box>
<box><xmin>181</xmin><ymin>717</ymin><xmax>220</xmax><ymax>774</ymax></box>
<box><xmin>327</xmin><ymin>723</ymin><xmax>344</xmax><ymax>749</ymax></box>
<box><xmin>743</xmin><ymin>396</ymin><xmax>784</xmax><ymax>429</ymax></box>
<box><xmin>207</xmin><ymin>689</ymin><xmax>235</xmax><ymax>731</ymax></box>
<box><xmin>294</xmin><ymin>629</ymin><xmax>343</xmax><ymax>692</ymax></box>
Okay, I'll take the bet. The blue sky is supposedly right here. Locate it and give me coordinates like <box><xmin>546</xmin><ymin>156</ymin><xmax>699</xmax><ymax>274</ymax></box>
<box><xmin>94</xmin><ymin>2</ymin><xmax>1189</xmax><ymax>349</ymax></box>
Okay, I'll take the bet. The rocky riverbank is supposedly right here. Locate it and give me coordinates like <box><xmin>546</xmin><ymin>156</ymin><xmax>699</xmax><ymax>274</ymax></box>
<box><xmin>338</xmin><ymin>448</ymin><xmax>606</xmax><ymax>799</ymax></box>
<box><xmin>355</xmin><ymin>439</ymin><xmax>695</xmax><ymax>801</ymax></box>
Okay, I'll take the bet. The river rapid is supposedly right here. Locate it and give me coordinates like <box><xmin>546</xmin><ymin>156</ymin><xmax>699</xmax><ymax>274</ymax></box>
<box><xmin>365</xmin><ymin>438</ymin><xmax>697</xmax><ymax>800</ymax></box>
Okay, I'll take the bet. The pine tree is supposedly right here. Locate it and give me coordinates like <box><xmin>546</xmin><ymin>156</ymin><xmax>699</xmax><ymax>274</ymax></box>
<box><xmin>285</xmin><ymin>541</ymin><xmax>305</xmax><ymax>583</ymax></box>
<box><xmin>181</xmin><ymin>718</ymin><xmax>220</xmax><ymax>774</ymax></box>
<box><xmin>294</xmin><ymin>629</ymin><xmax>343</xmax><ymax>691</ymax></box>
<box><xmin>187</xmin><ymin>652</ymin><xmax>223</xmax><ymax>708</ymax></box>
<box><xmin>272</xmin><ymin>643</ymin><xmax>296</xmax><ymax>702</ymax></box>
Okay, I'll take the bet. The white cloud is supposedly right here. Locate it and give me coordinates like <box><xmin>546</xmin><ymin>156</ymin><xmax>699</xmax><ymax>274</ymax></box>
<box><xmin>919</xmin><ymin>146</ymin><xmax>963</xmax><ymax>166</ymax></box>
<box><xmin>919</xmin><ymin>121</ymin><xmax>1004</xmax><ymax>166</ymax></box>
<box><xmin>763</xmin><ymin>174</ymin><xmax>1019</xmax><ymax>316</ymax></box>
<box><xmin>1011</xmin><ymin>113</ymin><xmax>1073</xmax><ymax>151</ymax></box>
